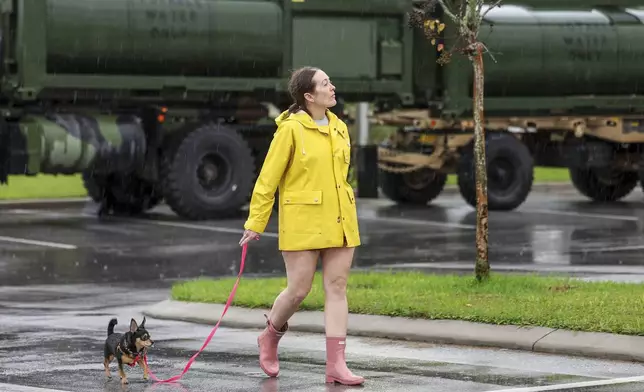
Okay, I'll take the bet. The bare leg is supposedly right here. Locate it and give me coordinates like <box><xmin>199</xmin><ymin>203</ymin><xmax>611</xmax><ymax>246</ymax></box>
<box><xmin>321</xmin><ymin>246</ymin><xmax>364</xmax><ymax>385</ymax></box>
<box><xmin>269</xmin><ymin>250</ymin><xmax>319</xmax><ymax>329</ymax></box>
<box><xmin>258</xmin><ymin>249</ymin><xmax>318</xmax><ymax>377</ymax></box>
<box><xmin>320</xmin><ymin>247</ymin><xmax>354</xmax><ymax>337</ymax></box>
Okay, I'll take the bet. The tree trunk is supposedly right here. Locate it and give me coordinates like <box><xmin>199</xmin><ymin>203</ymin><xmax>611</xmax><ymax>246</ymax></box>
<box><xmin>472</xmin><ymin>42</ymin><xmax>489</xmax><ymax>281</ymax></box>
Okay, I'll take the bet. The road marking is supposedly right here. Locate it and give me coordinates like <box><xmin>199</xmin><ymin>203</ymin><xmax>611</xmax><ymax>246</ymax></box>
<box><xmin>486</xmin><ymin>375</ymin><xmax>644</xmax><ymax>391</ymax></box>
<box><xmin>521</xmin><ymin>208</ymin><xmax>639</xmax><ymax>222</ymax></box>
<box><xmin>2</xmin><ymin>208</ymin><xmax>281</xmax><ymax>239</ymax></box>
<box><xmin>583</xmin><ymin>244</ymin><xmax>644</xmax><ymax>253</ymax></box>
<box><xmin>0</xmin><ymin>383</ymin><xmax>72</xmax><ymax>392</ymax></box>
<box><xmin>141</xmin><ymin>220</ymin><xmax>280</xmax><ymax>238</ymax></box>
<box><xmin>0</xmin><ymin>235</ymin><xmax>77</xmax><ymax>249</ymax></box>
<box><xmin>358</xmin><ymin>214</ymin><xmax>476</xmax><ymax>230</ymax></box>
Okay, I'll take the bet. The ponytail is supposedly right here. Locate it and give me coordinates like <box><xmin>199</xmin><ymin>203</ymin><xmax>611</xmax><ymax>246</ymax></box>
<box><xmin>287</xmin><ymin>102</ymin><xmax>300</xmax><ymax>114</ymax></box>
<box><xmin>286</xmin><ymin>101</ymin><xmax>312</xmax><ymax>117</ymax></box>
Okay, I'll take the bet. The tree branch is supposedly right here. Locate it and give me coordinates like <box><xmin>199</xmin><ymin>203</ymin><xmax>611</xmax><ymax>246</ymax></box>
<box><xmin>479</xmin><ymin>42</ymin><xmax>498</xmax><ymax>63</ymax></box>
<box><xmin>479</xmin><ymin>0</ymin><xmax>503</xmax><ymax>22</ymax></box>
<box><xmin>437</xmin><ymin>0</ymin><xmax>460</xmax><ymax>23</ymax></box>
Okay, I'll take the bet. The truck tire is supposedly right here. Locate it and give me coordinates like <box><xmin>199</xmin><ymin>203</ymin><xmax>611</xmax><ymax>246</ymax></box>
<box><xmin>569</xmin><ymin>167</ymin><xmax>637</xmax><ymax>201</ymax></box>
<box><xmin>82</xmin><ymin>171</ymin><xmax>102</xmax><ymax>203</ymax></box>
<box><xmin>81</xmin><ymin>171</ymin><xmax>162</xmax><ymax>215</ymax></box>
<box><xmin>457</xmin><ymin>133</ymin><xmax>534</xmax><ymax>211</ymax></box>
<box><xmin>161</xmin><ymin>123</ymin><xmax>255</xmax><ymax>220</ymax></box>
<box><xmin>379</xmin><ymin>167</ymin><xmax>447</xmax><ymax>204</ymax></box>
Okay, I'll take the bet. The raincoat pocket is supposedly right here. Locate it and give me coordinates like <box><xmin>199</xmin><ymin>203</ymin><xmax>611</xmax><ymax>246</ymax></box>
<box><xmin>282</xmin><ymin>190</ymin><xmax>322</xmax><ymax>205</ymax></box>
<box><xmin>281</xmin><ymin>190</ymin><xmax>323</xmax><ymax>234</ymax></box>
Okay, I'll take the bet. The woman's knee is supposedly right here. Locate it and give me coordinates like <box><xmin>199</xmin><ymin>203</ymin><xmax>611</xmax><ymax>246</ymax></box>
<box><xmin>321</xmin><ymin>247</ymin><xmax>354</xmax><ymax>299</ymax></box>
<box><xmin>287</xmin><ymin>283</ymin><xmax>313</xmax><ymax>304</ymax></box>
<box><xmin>282</xmin><ymin>250</ymin><xmax>318</xmax><ymax>304</ymax></box>
<box><xmin>324</xmin><ymin>274</ymin><xmax>348</xmax><ymax>299</ymax></box>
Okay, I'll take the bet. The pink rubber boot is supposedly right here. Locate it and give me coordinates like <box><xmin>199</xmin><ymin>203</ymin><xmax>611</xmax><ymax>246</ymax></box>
<box><xmin>325</xmin><ymin>336</ymin><xmax>365</xmax><ymax>385</ymax></box>
<box><xmin>257</xmin><ymin>314</ymin><xmax>288</xmax><ymax>377</ymax></box>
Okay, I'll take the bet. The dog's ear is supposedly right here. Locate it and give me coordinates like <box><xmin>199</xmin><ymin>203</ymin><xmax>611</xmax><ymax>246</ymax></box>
<box><xmin>130</xmin><ymin>318</ymin><xmax>138</xmax><ymax>333</ymax></box>
<box><xmin>140</xmin><ymin>316</ymin><xmax>146</xmax><ymax>329</ymax></box>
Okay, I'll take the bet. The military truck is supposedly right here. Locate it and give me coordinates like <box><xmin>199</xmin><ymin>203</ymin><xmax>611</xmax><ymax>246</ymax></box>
<box><xmin>376</xmin><ymin>0</ymin><xmax>644</xmax><ymax>211</ymax></box>
<box><xmin>3</xmin><ymin>0</ymin><xmax>644</xmax><ymax>219</ymax></box>
<box><xmin>0</xmin><ymin>0</ymin><xmax>415</xmax><ymax>219</ymax></box>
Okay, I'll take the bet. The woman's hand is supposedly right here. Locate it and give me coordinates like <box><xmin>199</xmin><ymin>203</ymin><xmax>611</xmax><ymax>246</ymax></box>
<box><xmin>239</xmin><ymin>229</ymin><xmax>260</xmax><ymax>246</ymax></box>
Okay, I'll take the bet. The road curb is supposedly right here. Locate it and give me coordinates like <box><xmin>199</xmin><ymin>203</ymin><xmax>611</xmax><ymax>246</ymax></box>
<box><xmin>0</xmin><ymin>197</ymin><xmax>91</xmax><ymax>209</ymax></box>
<box><xmin>143</xmin><ymin>299</ymin><xmax>644</xmax><ymax>363</ymax></box>
<box><xmin>0</xmin><ymin>182</ymin><xmax>573</xmax><ymax>210</ymax></box>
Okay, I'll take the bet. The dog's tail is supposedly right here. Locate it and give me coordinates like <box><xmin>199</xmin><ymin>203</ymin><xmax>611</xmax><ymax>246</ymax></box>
<box><xmin>107</xmin><ymin>318</ymin><xmax>118</xmax><ymax>336</ymax></box>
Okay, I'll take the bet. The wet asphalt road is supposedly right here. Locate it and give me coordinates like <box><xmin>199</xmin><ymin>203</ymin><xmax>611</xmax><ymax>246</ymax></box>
<box><xmin>2</xmin><ymin>188</ymin><xmax>644</xmax><ymax>287</ymax></box>
<box><xmin>3</xmin><ymin>189</ymin><xmax>644</xmax><ymax>391</ymax></box>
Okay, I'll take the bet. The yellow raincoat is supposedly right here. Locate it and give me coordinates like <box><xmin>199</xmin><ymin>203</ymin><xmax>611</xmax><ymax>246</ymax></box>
<box><xmin>244</xmin><ymin>109</ymin><xmax>361</xmax><ymax>251</ymax></box>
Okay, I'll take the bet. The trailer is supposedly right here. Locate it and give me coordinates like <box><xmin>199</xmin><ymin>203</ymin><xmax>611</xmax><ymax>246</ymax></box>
<box><xmin>376</xmin><ymin>1</ymin><xmax>644</xmax><ymax>210</ymax></box>
<box><xmin>0</xmin><ymin>0</ymin><xmax>415</xmax><ymax>219</ymax></box>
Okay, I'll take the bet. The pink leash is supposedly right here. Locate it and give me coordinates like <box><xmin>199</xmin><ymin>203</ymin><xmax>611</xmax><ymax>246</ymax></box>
<box><xmin>142</xmin><ymin>242</ymin><xmax>248</xmax><ymax>383</ymax></box>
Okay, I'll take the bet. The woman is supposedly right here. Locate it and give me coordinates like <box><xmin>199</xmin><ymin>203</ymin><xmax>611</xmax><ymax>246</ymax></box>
<box><xmin>238</xmin><ymin>66</ymin><xmax>364</xmax><ymax>386</ymax></box>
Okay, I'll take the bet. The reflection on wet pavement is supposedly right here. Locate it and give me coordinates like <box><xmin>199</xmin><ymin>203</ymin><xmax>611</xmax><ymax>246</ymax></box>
<box><xmin>2</xmin><ymin>191</ymin><xmax>644</xmax><ymax>288</ymax></box>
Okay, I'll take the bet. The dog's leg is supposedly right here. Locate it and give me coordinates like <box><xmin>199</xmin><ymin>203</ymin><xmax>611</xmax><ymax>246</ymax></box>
<box><xmin>117</xmin><ymin>357</ymin><xmax>128</xmax><ymax>385</ymax></box>
<box><xmin>138</xmin><ymin>356</ymin><xmax>149</xmax><ymax>381</ymax></box>
<box><xmin>103</xmin><ymin>355</ymin><xmax>113</xmax><ymax>379</ymax></box>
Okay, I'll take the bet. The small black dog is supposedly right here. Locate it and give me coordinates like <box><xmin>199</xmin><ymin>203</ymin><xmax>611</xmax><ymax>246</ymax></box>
<box><xmin>103</xmin><ymin>317</ymin><xmax>154</xmax><ymax>385</ymax></box>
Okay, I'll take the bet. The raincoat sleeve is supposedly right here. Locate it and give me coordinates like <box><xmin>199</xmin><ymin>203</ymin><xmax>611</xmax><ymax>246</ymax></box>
<box><xmin>244</xmin><ymin>123</ymin><xmax>294</xmax><ymax>233</ymax></box>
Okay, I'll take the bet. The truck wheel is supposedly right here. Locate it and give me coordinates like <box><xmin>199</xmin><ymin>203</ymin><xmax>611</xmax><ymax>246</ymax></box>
<box><xmin>81</xmin><ymin>171</ymin><xmax>162</xmax><ymax>215</ymax></box>
<box><xmin>457</xmin><ymin>133</ymin><xmax>534</xmax><ymax>211</ymax></box>
<box><xmin>82</xmin><ymin>171</ymin><xmax>102</xmax><ymax>203</ymax></box>
<box><xmin>161</xmin><ymin>123</ymin><xmax>255</xmax><ymax>220</ymax></box>
<box><xmin>379</xmin><ymin>167</ymin><xmax>447</xmax><ymax>204</ymax></box>
<box><xmin>569</xmin><ymin>167</ymin><xmax>637</xmax><ymax>201</ymax></box>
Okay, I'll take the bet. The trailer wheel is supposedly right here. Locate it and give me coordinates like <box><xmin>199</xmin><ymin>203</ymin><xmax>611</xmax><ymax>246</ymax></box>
<box><xmin>81</xmin><ymin>171</ymin><xmax>162</xmax><ymax>215</ymax></box>
<box><xmin>569</xmin><ymin>167</ymin><xmax>637</xmax><ymax>201</ymax></box>
<box><xmin>379</xmin><ymin>167</ymin><xmax>447</xmax><ymax>204</ymax></box>
<box><xmin>457</xmin><ymin>133</ymin><xmax>534</xmax><ymax>211</ymax></box>
<box><xmin>161</xmin><ymin>123</ymin><xmax>255</xmax><ymax>220</ymax></box>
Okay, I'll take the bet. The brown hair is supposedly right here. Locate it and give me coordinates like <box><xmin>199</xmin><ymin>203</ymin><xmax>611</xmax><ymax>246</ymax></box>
<box><xmin>286</xmin><ymin>66</ymin><xmax>320</xmax><ymax>116</ymax></box>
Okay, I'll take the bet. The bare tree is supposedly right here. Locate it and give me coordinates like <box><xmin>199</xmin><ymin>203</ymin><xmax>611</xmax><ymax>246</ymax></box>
<box><xmin>409</xmin><ymin>0</ymin><xmax>503</xmax><ymax>281</ymax></box>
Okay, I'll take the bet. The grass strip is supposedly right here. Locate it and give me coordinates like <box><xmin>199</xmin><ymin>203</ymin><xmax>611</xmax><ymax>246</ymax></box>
<box><xmin>445</xmin><ymin>167</ymin><xmax>570</xmax><ymax>186</ymax></box>
<box><xmin>0</xmin><ymin>174</ymin><xmax>87</xmax><ymax>200</ymax></box>
<box><xmin>171</xmin><ymin>272</ymin><xmax>644</xmax><ymax>336</ymax></box>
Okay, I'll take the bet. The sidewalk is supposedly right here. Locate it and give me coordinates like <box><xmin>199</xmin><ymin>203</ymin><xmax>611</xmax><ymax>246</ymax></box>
<box><xmin>143</xmin><ymin>299</ymin><xmax>644</xmax><ymax>363</ymax></box>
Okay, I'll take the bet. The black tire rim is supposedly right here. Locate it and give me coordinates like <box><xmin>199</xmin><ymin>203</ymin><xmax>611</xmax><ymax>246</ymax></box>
<box><xmin>403</xmin><ymin>168</ymin><xmax>438</xmax><ymax>191</ymax></box>
<box><xmin>488</xmin><ymin>156</ymin><xmax>517</xmax><ymax>195</ymax></box>
<box><xmin>196</xmin><ymin>152</ymin><xmax>232</xmax><ymax>197</ymax></box>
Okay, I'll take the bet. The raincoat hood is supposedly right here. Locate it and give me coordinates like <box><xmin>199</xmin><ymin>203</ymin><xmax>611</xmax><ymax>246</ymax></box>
<box><xmin>274</xmin><ymin>109</ymin><xmax>340</xmax><ymax>130</ymax></box>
